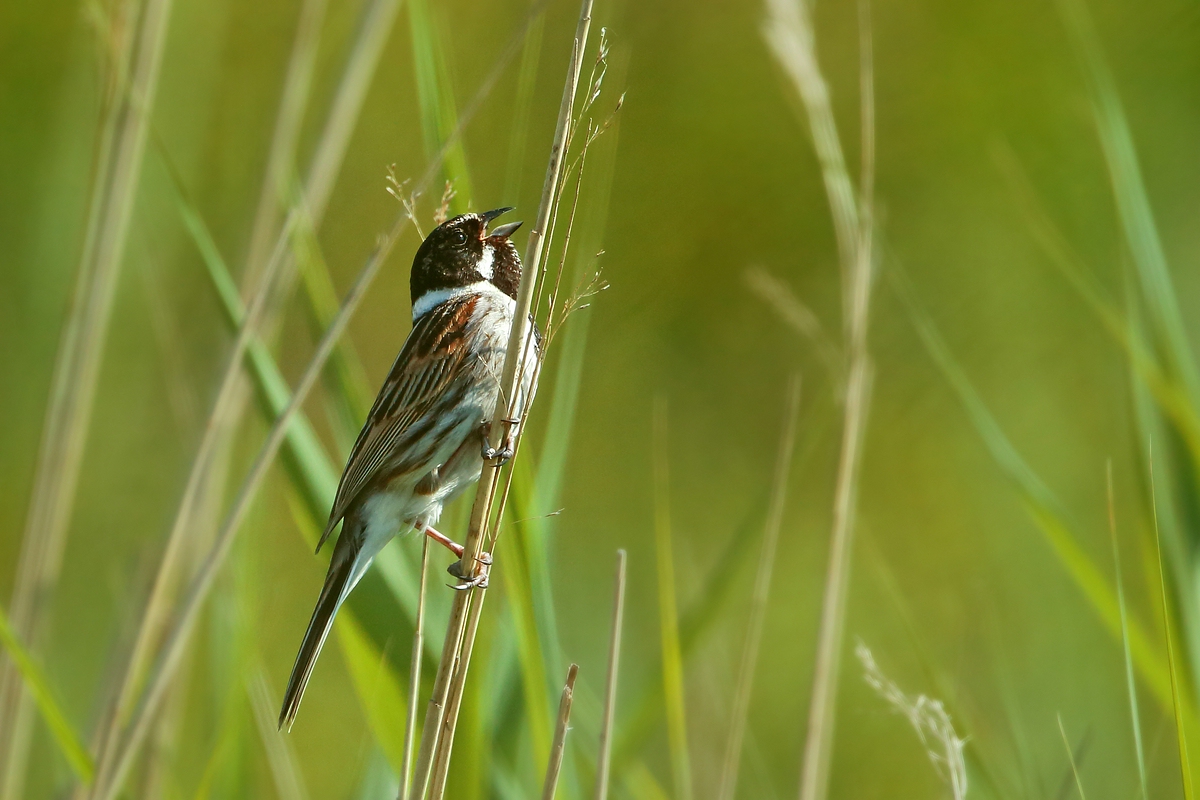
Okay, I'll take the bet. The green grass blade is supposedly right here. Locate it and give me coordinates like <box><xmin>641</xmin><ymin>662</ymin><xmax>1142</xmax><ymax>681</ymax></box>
<box><xmin>1108</xmin><ymin>464</ymin><xmax>1148</xmax><ymax>799</ymax></box>
<box><xmin>336</xmin><ymin>614</ymin><xmax>409</xmax><ymax>774</ymax></box>
<box><xmin>652</xmin><ymin>398</ymin><xmax>693</xmax><ymax>800</ymax></box>
<box><xmin>895</xmin><ymin>268</ymin><xmax>1200</xmax><ymax>733</ymax></box>
<box><xmin>1056</xmin><ymin>714</ymin><xmax>1089</xmax><ymax>800</ymax></box>
<box><xmin>0</xmin><ymin>603</ymin><xmax>94</xmax><ymax>784</ymax></box>
<box><xmin>408</xmin><ymin>0</ymin><xmax>473</xmax><ymax>211</ymax></box>
<box><xmin>1056</xmin><ymin>0</ymin><xmax>1199</xmax><ymax>404</ymax></box>
<box><xmin>503</xmin><ymin>9</ymin><xmax>546</xmax><ymax>204</ymax></box>
<box><xmin>1151</xmin><ymin>452</ymin><xmax>1197</xmax><ymax>800</ymax></box>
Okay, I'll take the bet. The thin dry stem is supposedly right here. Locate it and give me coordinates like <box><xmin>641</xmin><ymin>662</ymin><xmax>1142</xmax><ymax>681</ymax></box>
<box><xmin>410</xmin><ymin>3</ymin><xmax>593</xmax><ymax>797</ymax></box>
<box><xmin>716</xmin><ymin>375</ymin><xmax>802</xmax><ymax>800</ymax></box>
<box><xmin>398</xmin><ymin>540</ymin><xmax>430</xmax><ymax>800</ymax></box>
<box><xmin>593</xmin><ymin>550</ymin><xmax>628</xmax><ymax>800</ymax></box>
<box><xmin>542</xmin><ymin>664</ymin><xmax>580</xmax><ymax>800</ymax></box>
<box><xmin>242</xmin><ymin>0</ymin><xmax>329</xmax><ymax>288</ymax></box>
<box><xmin>765</xmin><ymin>1</ymin><xmax>878</xmax><ymax>799</ymax></box>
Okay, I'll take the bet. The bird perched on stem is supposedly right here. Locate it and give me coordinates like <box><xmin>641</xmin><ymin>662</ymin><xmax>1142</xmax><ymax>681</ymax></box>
<box><xmin>279</xmin><ymin>207</ymin><xmax>539</xmax><ymax>730</ymax></box>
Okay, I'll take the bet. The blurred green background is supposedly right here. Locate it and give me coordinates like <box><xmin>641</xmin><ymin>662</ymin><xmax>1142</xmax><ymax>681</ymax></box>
<box><xmin>3</xmin><ymin>0</ymin><xmax>1200</xmax><ymax>797</ymax></box>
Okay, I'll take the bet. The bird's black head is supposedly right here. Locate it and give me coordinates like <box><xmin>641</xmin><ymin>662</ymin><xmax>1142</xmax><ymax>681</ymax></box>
<box><xmin>410</xmin><ymin>207</ymin><xmax>523</xmax><ymax>314</ymax></box>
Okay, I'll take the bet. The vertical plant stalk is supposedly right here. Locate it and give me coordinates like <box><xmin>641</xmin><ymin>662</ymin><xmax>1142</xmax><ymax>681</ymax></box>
<box><xmin>0</xmin><ymin>0</ymin><xmax>174</xmax><ymax>794</ymax></box>
<box><xmin>1106</xmin><ymin>462</ymin><xmax>1147</xmax><ymax>799</ymax></box>
<box><xmin>542</xmin><ymin>664</ymin><xmax>580</xmax><ymax>800</ymax></box>
<box><xmin>716</xmin><ymin>375</ymin><xmax>802</xmax><ymax>800</ymax></box>
<box><xmin>652</xmin><ymin>398</ymin><xmax>694</xmax><ymax>800</ymax></box>
<box><xmin>399</xmin><ymin>540</ymin><xmax>430</xmax><ymax>800</ymax></box>
<box><xmin>593</xmin><ymin>549</ymin><xmax>628</xmax><ymax>800</ymax></box>
<box><xmin>410</xmin><ymin>3</ymin><xmax>593</xmax><ymax>797</ymax></box>
<box><xmin>1150</xmin><ymin>450</ymin><xmax>1196</xmax><ymax>800</ymax></box>
<box><xmin>90</xmin><ymin>17</ymin><xmax>536</xmax><ymax>799</ymax></box>
<box><xmin>242</xmin><ymin>0</ymin><xmax>329</xmax><ymax>288</ymax></box>
<box><xmin>764</xmin><ymin>2</ymin><xmax>877</xmax><ymax>799</ymax></box>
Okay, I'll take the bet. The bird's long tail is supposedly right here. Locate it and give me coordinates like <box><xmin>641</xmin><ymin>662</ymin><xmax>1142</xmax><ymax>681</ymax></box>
<box><xmin>278</xmin><ymin>537</ymin><xmax>359</xmax><ymax>731</ymax></box>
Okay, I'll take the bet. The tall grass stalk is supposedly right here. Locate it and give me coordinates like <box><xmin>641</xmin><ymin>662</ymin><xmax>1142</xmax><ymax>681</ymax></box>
<box><xmin>717</xmin><ymin>375</ymin><xmax>802</xmax><ymax>800</ymax></box>
<box><xmin>0</xmin><ymin>0</ymin><xmax>174</xmax><ymax>794</ymax></box>
<box><xmin>542</xmin><ymin>664</ymin><xmax>580</xmax><ymax>800</ymax></box>
<box><xmin>1107</xmin><ymin>462</ymin><xmax>1148</xmax><ymax>799</ymax></box>
<box><xmin>87</xmin><ymin>15</ymin><xmax>537</xmax><ymax>797</ymax></box>
<box><xmin>1151</xmin><ymin>450</ymin><xmax>1196</xmax><ymax>800</ymax></box>
<box><xmin>248</xmin><ymin>668</ymin><xmax>311</xmax><ymax>800</ymax></box>
<box><xmin>409</xmin><ymin>3</ymin><xmax>595</xmax><ymax>796</ymax></box>
<box><xmin>652</xmin><ymin>398</ymin><xmax>694</xmax><ymax>800</ymax></box>
<box><xmin>593</xmin><ymin>549</ymin><xmax>627</xmax><ymax>800</ymax></box>
<box><xmin>1057</xmin><ymin>714</ymin><xmax>1088</xmax><ymax>800</ymax></box>
<box><xmin>400</xmin><ymin>540</ymin><xmax>430</xmax><ymax>800</ymax></box>
<box><xmin>763</xmin><ymin>1</ymin><xmax>877</xmax><ymax>798</ymax></box>
<box><xmin>242</xmin><ymin>0</ymin><xmax>329</xmax><ymax>286</ymax></box>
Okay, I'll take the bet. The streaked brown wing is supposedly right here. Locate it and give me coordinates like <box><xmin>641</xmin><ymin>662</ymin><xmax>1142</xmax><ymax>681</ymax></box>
<box><xmin>317</xmin><ymin>295</ymin><xmax>478</xmax><ymax>550</ymax></box>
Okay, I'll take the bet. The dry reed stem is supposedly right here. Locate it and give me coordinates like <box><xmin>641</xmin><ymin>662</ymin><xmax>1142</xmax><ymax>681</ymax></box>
<box><xmin>0</xmin><ymin>0</ymin><xmax>174</xmax><ymax>794</ymax></box>
<box><xmin>592</xmin><ymin>549</ymin><xmax>628</xmax><ymax>800</ymax></box>
<box><xmin>88</xmin><ymin>14</ymin><xmax>539</xmax><ymax>796</ymax></box>
<box><xmin>542</xmin><ymin>664</ymin><xmax>580</xmax><ymax>800</ymax></box>
<box><xmin>716</xmin><ymin>374</ymin><xmax>802</xmax><ymax>800</ymax></box>
<box><xmin>399</xmin><ymin>539</ymin><xmax>430</xmax><ymax>800</ymax></box>
<box><xmin>410</xmin><ymin>3</ymin><xmax>593</xmax><ymax>797</ymax></box>
<box><xmin>242</xmin><ymin>0</ymin><xmax>329</xmax><ymax>287</ymax></box>
<box><xmin>764</xmin><ymin>1</ymin><xmax>878</xmax><ymax>799</ymax></box>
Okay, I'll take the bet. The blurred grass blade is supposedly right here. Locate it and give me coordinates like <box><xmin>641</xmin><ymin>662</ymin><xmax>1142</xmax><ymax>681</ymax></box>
<box><xmin>0</xmin><ymin>603</ymin><xmax>94</xmax><ymax>784</ymax></box>
<box><xmin>0</xmin><ymin>0</ymin><xmax>174</xmax><ymax>792</ymax></box>
<box><xmin>498</xmin><ymin>518</ymin><xmax>554</xmax><ymax>770</ymax></box>
<box><xmin>717</xmin><ymin>375</ymin><xmax>801</xmax><ymax>800</ymax></box>
<box><xmin>409</xmin><ymin>0</ymin><xmax>473</xmax><ymax>211</ymax></box>
<box><xmin>503</xmin><ymin>8</ymin><xmax>547</xmax><ymax>203</ymax></box>
<box><xmin>1056</xmin><ymin>715</ymin><xmax>1088</xmax><ymax>800</ymax></box>
<box><xmin>336</xmin><ymin>614</ymin><xmax>409</xmax><ymax>773</ymax></box>
<box><xmin>243</xmin><ymin>0</ymin><xmax>330</xmax><ymax>286</ymax></box>
<box><xmin>1151</xmin><ymin>453</ymin><xmax>1197</xmax><ymax>800</ymax></box>
<box><xmin>894</xmin><ymin>267</ymin><xmax>1199</xmax><ymax>732</ymax></box>
<box><xmin>1107</xmin><ymin>463</ymin><xmax>1148</xmax><ymax>799</ymax></box>
<box><xmin>593</xmin><ymin>550</ymin><xmax>627</xmax><ymax>800</ymax></box>
<box><xmin>249</xmin><ymin>668</ymin><xmax>311</xmax><ymax>800</ymax></box>
<box><xmin>765</xmin><ymin>1</ymin><xmax>877</xmax><ymax>798</ymax></box>
<box><xmin>652</xmin><ymin>398</ymin><xmax>694</xmax><ymax>800</ymax></box>
<box><xmin>1056</xmin><ymin>0</ymin><xmax>1199</xmax><ymax>404</ymax></box>
<box><xmin>304</xmin><ymin>0</ymin><xmax>406</xmax><ymax>224</ymax></box>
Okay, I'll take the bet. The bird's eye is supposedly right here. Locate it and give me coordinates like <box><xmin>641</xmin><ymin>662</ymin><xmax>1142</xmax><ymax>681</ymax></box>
<box><xmin>450</xmin><ymin>229</ymin><xmax>467</xmax><ymax>246</ymax></box>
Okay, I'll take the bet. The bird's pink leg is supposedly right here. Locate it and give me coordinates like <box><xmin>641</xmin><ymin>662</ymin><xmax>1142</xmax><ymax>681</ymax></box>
<box><xmin>416</xmin><ymin>522</ymin><xmax>464</xmax><ymax>558</ymax></box>
<box><xmin>414</xmin><ymin>521</ymin><xmax>492</xmax><ymax>590</ymax></box>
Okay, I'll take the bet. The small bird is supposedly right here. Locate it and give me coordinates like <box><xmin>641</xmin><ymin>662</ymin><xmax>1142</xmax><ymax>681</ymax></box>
<box><xmin>279</xmin><ymin>207</ymin><xmax>539</xmax><ymax>730</ymax></box>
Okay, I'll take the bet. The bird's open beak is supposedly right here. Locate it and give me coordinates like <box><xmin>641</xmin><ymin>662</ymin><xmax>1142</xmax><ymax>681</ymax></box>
<box><xmin>489</xmin><ymin>220</ymin><xmax>523</xmax><ymax>239</ymax></box>
<box><xmin>481</xmin><ymin>207</ymin><xmax>514</xmax><ymax>224</ymax></box>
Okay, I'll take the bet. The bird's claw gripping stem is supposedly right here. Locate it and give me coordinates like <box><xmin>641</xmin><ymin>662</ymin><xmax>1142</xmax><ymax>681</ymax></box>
<box><xmin>447</xmin><ymin>551</ymin><xmax>492</xmax><ymax>590</ymax></box>
<box><xmin>480</xmin><ymin>420</ymin><xmax>517</xmax><ymax>466</ymax></box>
